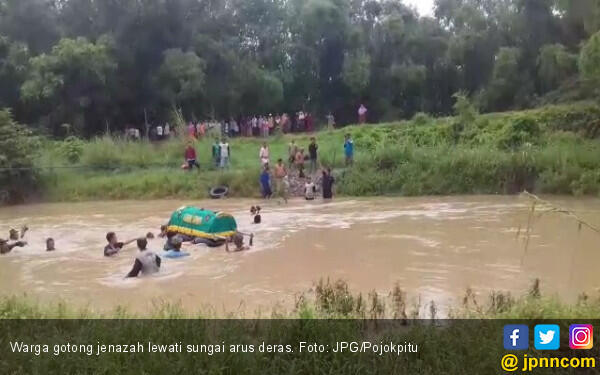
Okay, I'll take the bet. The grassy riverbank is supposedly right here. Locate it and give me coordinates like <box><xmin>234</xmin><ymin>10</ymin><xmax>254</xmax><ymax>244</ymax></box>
<box><xmin>37</xmin><ymin>101</ymin><xmax>600</xmax><ymax>201</ymax></box>
<box><xmin>1</xmin><ymin>279</ymin><xmax>598</xmax><ymax>319</ymax></box>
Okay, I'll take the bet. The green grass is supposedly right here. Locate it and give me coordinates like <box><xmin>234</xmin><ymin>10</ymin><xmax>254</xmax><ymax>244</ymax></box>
<box><xmin>36</xmin><ymin>101</ymin><xmax>600</xmax><ymax>201</ymax></box>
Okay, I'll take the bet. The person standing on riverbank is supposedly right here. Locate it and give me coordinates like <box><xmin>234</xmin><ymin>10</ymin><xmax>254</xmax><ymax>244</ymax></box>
<box><xmin>259</xmin><ymin>142</ymin><xmax>270</xmax><ymax>166</ymax></box>
<box><xmin>288</xmin><ymin>140</ymin><xmax>298</xmax><ymax>168</ymax></box>
<box><xmin>344</xmin><ymin>134</ymin><xmax>354</xmax><ymax>166</ymax></box>
<box><xmin>274</xmin><ymin>159</ymin><xmax>288</xmax><ymax>203</ymax></box>
<box><xmin>358</xmin><ymin>104</ymin><xmax>367</xmax><ymax>124</ymax></box>
<box><xmin>308</xmin><ymin>137</ymin><xmax>318</xmax><ymax>174</ymax></box>
<box><xmin>326</xmin><ymin>112</ymin><xmax>335</xmax><ymax>130</ymax></box>
<box><xmin>219</xmin><ymin>139</ymin><xmax>230</xmax><ymax>169</ymax></box>
<box><xmin>260</xmin><ymin>165</ymin><xmax>273</xmax><ymax>199</ymax></box>
<box><xmin>212</xmin><ymin>139</ymin><xmax>221</xmax><ymax>168</ymax></box>
<box><xmin>295</xmin><ymin>148</ymin><xmax>306</xmax><ymax>178</ymax></box>
<box><xmin>185</xmin><ymin>143</ymin><xmax>200</xmax><ymax>171</ymax></box>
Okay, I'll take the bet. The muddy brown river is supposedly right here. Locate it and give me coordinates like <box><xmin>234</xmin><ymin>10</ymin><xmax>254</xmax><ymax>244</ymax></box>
<box><xmin>1</xmin><ymin>196</ymin><xmax>599</xmax><ymax>316</ymax></box>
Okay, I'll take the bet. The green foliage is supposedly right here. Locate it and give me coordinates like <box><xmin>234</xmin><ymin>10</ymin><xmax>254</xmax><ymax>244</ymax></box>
<box><xmin>537</xmin><ymin>44</ymin><xmax>578</xmax><ymax>92</ymax></box>
<box><xmin>20</xmin><ymin>36</ymin><xmax>116</xmax><ymax>135</ymax></box>
<box><xmin>497</xmin><ymin>117</ymin><xmax>541</xmax><ymax>150</ymax></box>
<box><xmin>342</xmin><ymin>50</ymin><xmax>370</xmax><ymax>95</ymax></box>
<box><xmin>411</xmin><ymin>112</ymin><xmax>431</xmax><ymax>126</ymax></box>
<box><xmin>60</xmin><ymin>136</ymin><xmax>83</xmax><ymax>163</ymax></box>
<box><xmin>484</xmin><ymin>47</ymin><xmax>530</xmax><ymax>110</ymax></box>
<box><xmin>0</xmin><ymin>35</ymin><xmax>29</xmax><ymax>109</ymax></box>
<box><xmin>452</xmin><ymin>91</ymin><xmax>478</xmax><ymax>124</ymax></box>
<box><xmin>579</xmin><ymin>30</ymin><xmax>600</xmax><ymax>81</ymax></box>
<box><xmin>0</xmin><ymin>109</ymin><xmax>39</xmax><ymax>203</ymax></box>
<box><xmin>0</xmin><ymin>0</ymin><xmax>599</xmax><ymax>134</ymax></box>
<box><xmin>157</xmin><ymin>49</ymin><xmax>206</xmax><ymax>105</ymax></box>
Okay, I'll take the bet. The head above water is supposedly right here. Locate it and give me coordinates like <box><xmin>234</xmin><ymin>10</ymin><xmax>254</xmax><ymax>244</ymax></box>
<box><xmin>9</xmin><ymin>229</ymin><xmax>18</xmax><ymax>240</ymax></box>
<box><xmin>106</xmin><ymin>232</ymin><xmax>117</xmax><ymax>244</ymax></box>
<box><xmin>233</xmin><ymin>233</ymin><xmax>244</xmax><ymax>249</ymax></box>
<box><xmin>46</xmin><ymin>238</ymin><xmax>55</xmax><ymax>251</ymax></box>
<box><xmin>172</xmin><ymin>236</ymin><xmax>183</xmax><ymax>251</ymax></box>
<box><xmin>137</xmin><ymin>238</ymin><xmax>148</xmax><ymax>251</ymax></box>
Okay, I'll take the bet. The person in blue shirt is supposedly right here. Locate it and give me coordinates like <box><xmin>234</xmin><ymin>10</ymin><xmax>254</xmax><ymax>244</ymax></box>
<box><xmin>260</xmin><ymin>165</ymin><xmax>273</xmax><ymax>199</ymax></box>
<box><xmin>162</xmin><ymin>235</ymin><xmax>190</xmax><ymax>259</ymax></box>
<box><xmin>344</xmin><ymin>134</ymin><xmax>354</xmax><ymax>166</ymax></box>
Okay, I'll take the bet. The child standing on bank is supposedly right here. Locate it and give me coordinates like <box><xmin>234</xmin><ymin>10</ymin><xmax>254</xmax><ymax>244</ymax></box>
<box><xmin>344</xmin><ymin>134</ymin><xmax>354</xmax><ymax>166</ymax></box>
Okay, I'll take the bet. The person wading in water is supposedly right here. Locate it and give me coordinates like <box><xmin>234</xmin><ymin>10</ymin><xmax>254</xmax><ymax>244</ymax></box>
<box><xmin>126</xmin><ymin>238</ymin><xmax>161</xmax><ymax>278</ymax></box>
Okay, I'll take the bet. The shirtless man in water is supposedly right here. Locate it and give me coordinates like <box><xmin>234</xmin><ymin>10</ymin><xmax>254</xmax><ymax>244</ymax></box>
<box><xmin>1</xmin><ymin>225</ymin><xmax>29</xmax><ymax>255</ymax></box>
<box><xmin>225</xmin><ymin>232</ymin><xmax>254</xmax><ymax>252</ymax></box>
<box><xmin>0</xmin><ymin>238</ymin><xmax>27</xmax><ymax>255</ymax></box>
<box><xmin>104</xmin><ymin>232</ymin><xmax>138</xmax><ymax>257</ymax></box>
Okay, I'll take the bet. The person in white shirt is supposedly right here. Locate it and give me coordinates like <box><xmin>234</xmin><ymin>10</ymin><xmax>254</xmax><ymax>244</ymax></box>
<box><xmin>304</xmin><ymin>177</ymin><xmax>316</xmax><ymax>201</ymax></box>
<box><xmin>164</xmin><ymin>123</ymin><xmax>170</xmax><ymax>138</ymax></box>
<box><xmin>358</xmin><ymin>104</ymin><xmax>368</xmax><ymax>124</ymax></box>
<box><xmin>219</xmin><ymin>139</ymin><xmax>230</xmax><ymax>169</ymax></box>
<box><xmin>259</xmin><ymin>142</ymin><xmax>270</xmax><ymax>166</ymax></box>
<box><xmin>156</xmin><ymin>125</ymin><xmax>163</xmax><ymax>139</ymax></box>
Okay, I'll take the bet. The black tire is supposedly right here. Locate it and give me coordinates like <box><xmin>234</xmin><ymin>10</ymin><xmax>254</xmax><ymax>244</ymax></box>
<box><xmin>210</xmin><ymin>186</ymin><xmax>229</xmax><ymax>199</ymax></box>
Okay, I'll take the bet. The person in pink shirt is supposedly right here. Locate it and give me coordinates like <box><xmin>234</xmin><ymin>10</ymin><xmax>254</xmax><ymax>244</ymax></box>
<box><xmin>358</xmin><ymin>104</ymin><xmax>368</xmax><ymax>124</ymax></box>
<box><xmin>188</xmin><ymin>122</ymin><xmax>196</xmax><ymax>138</ymax></box>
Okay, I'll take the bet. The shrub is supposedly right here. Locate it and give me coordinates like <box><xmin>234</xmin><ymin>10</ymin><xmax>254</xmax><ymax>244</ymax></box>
<box><xmin>497</xmin><ymin>117</ymin><xmax>541</xmax><ymax>150</ymax></box>
<box><xmin>411</xmin><ymin>112</ymin><xmax>431</xmax><ymax>126</ymax></box>
<box><xmin>0</xmin><ymin>110</ymin><xmax>39</xmax><ymax>203</ymax></box>
<box><xmin>60</xmin><ymin>136</ymin><xmax>84</xmax><ymax>163</ymax></box>
<box><xmin>453</xmin><ymin>91</ymin><xmax>479</xmax><ymax>124</ymax></box>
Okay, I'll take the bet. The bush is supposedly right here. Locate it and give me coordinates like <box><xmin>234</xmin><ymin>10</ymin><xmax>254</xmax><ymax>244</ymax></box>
<box><xmin>497</xmin><ymin>117</ymin><xmax>541</xmax><ymax>150</ymax></box>
<box><xmin>60</xmin><ymin>136</ymin><xmax>84</xmax><ymax>163</ymax></box>
<box><xmin>453</xmin><ymin>91</ymin><xmax>479</xmax><ymax>124</ymax></box>
<box><xmin>411</xmin><ymin>112</ymin><xmax>431</xmax><ymax>126</ymax></box>
<box><xmin>0</xmin><ymin>110</ymin><xmax>39</xmax><ymax>203</ymax></box>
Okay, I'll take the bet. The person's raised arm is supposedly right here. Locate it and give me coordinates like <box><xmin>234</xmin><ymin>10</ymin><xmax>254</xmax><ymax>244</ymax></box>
<box><xmin>122</xmin><ymin>238</ymin><xmax>139</xmax><ymax>247</ymax></box>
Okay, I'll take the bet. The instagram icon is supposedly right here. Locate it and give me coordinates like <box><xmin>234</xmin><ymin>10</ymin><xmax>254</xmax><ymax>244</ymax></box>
<box><xmin>569</xmin><ymin>324</ymin><xmax>593</xmax><ymax>349</ymax></box>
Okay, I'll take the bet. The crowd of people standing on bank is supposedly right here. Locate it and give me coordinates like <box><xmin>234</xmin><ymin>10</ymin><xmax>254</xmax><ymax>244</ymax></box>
<box><xmin>184</xmin><ymin>111</ymin><xmax>323</xmax><ymax>140</ymax></box>
<box><xmin>122</xmin><ymin>104</ymin><xmax>368</xmax><ymax>143</ymax></box>
<box><xmin>257</xmin><ymin>133</ymin><xmax>354</xmax><ymax>202</ymax></box>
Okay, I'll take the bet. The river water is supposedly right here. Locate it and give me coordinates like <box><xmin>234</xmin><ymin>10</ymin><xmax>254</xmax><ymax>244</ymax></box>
<box><xmin>0</xmin><ymin>196</ymin><xmax>599</xmax><ymax>316</ymax></box>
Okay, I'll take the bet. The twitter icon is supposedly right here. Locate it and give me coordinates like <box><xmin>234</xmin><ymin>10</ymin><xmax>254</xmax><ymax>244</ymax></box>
<box><xmin>535</xmin><ymin>325</ymin><xmax>560</xmax><ymax>350</ymax></box>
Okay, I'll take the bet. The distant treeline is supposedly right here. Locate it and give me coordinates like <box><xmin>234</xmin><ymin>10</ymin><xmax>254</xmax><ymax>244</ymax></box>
<box><xmin>1</xmin><ymin>0</ymin><xmax>600</xmax><ymax>137</ymax></box>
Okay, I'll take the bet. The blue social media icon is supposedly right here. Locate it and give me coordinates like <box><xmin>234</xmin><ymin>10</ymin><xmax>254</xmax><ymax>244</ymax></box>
<box><xmin>534</xmin><ymin>325</ymin><xmax>560</xmax><ymax>350</ymax></box>
<box><xmin>504</xmin><ymin>325</ymin><xmax>529</xmax><ymax>350</ymax></box>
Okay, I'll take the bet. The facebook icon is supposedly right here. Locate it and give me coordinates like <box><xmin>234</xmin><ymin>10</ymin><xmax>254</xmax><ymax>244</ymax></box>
<box><xmin>503</xmin><ymin>325</ymin><xmax>529</xmax><ymax>350</ymax></box>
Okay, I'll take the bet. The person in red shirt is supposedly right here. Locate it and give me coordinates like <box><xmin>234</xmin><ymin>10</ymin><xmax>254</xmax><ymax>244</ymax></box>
<box><xmin>184</xmin><ymin>143</ymin><xmax>200</xmax><ymax>171</ymax></box>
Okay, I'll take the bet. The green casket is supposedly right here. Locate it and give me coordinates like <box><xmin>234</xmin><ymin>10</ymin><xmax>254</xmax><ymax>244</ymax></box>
<box><xmin>167</xmin><ymin>206</ymin><xmax>237</xmax><ymax>239</ymax></box>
